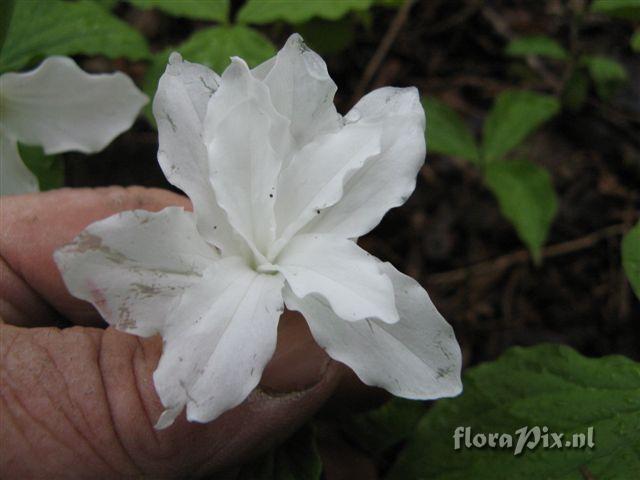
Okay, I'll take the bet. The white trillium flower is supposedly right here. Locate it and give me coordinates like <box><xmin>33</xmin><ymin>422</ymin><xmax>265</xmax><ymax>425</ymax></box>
<box><xmin>55</xmin><ymin>34</ymin><xmax>462</xmax><ymax>429</ymax></box>
<box><xmin>0</xmin><ymin>56</ymin><xmax>148</xmax><ymax>195</ymax></box>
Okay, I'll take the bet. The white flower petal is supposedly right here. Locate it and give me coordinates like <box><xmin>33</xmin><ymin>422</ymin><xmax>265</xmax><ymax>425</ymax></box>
<box><xmin>285</xmin><ymin>261</ymin><xmax>462</xmax><ymax>399</ymax></box>
<box><xmin>262</xmin><ymin>34</ymin><xmax>341</xmax><ymax>148</ymax></box>
<box><xmin>54</xmin><ymin>207</ymin><xmax>218</xmax><ymax>337</ymax></box>
<box><xmin>153</xmin><ymin>257</ymin><xmax>284</xmax><ymax>427</ymax></box>
<box><xmin>204</xmin><ymin>57</ymin><xmax>292</xmax><ymax>158</ymax></box>
<box><xmin>204</xmin><ymin>58</ymin><xmax>291</xmax><ymax>258</ymax></box>
<box><xmin>251</xmin><ymin>56</ymin><xmax>276</xmax><ymax>81</ymax></box>
<box><xmin>153</xmin><ymin>53</ymin><xmax>241</xmax><ymax>255</ymax></box>
<box><xmin>306</xmin><ymin>87</ymin><xmax>426</xmax><ymax>238</ymax></box>
<box><xmin>0</xmin><ymin>129</ymin><xmax>38</xmax><ymax>196</ymax></box>
<box><xmin>276</xmin><ymin>233</ymin><xmax>398</xmax><ymax>324</ymax></box>
<box><xmin>269</xmin><ymin>122</ymin><xmax>382</xmax><ymax>259</ymax></box>
<box><xmin>0</xmin><ymin>56</ymin><xmax>147</xmax><ymax>154</ymax></box>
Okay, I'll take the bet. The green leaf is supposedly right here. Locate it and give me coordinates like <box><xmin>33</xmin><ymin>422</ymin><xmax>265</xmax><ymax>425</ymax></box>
<box><xmin>622</xmin><ymin>221</ymin><xmax>640</xmax><ymax>299</ymax></box>
<box><xmin>422</xmin><ymin>97</ymin><xmax>480</xmax><ymax>164</ymax></box>
<box><xmin>18</xmin><ymin>143</ymin><xmax>64</xmax><ymax>191</ymax></box>
<box><xmin>127</xmin><ymin>0</ymin><xmax>229</xmax><ymax>22</ymax></box>
<box><xmin>296</xmin><ymin>17</ymin><xmax>355</xmax><ymax>55</ymax></box>
<box><xmin>142</xmin><ymin>25</ymin><xmax>275</xmax><ymax>124</ymax></box>
<box><xmin>236</xmin><ymin>425</ymin><xmax>322</xmax><ymax>480</ymax></box>
<box><xmin>342</xmin><ymin>398</ymin><xmax>426</xmax><ymax>455</ymax></box>
<box><xmin>482</xmin><ymin>90</ymin><xmax>560</xmax><ymax>162</ymax></box>
<box><xmin>0</xmin><ymin>0</ymin><xmax>16</xmax><ymax>53</ymax></box>
<box><xmin>387</xmin><ymin>344</ymin><xmax>640</xmax><ymax>480</ymax></box>
<box><xmin>581</xmin><ymin>55</ymin><xmax>629</xmax><ymax>100</ymax></box>
<box><xmin>591</xmin><ymin>0</ymin><xmax>640</xmax><ymax>20</ymax></box>
<box><xmin>237</xmin><ymin>0</ymin><xmax>373</xmax><ymax>25</ymax></box>
<box><xmin>484</xmin><ymin>159</ymin><xmax>557</xmax><ymax>262</ymax></box>
<box><xmin>375</xmin><ymin>0</ymin><xmax>404</xmax><ymax>6</ymax></box>
<box><xmin>505</xmin><ymin>36</ymin><xmax>569</xmax><ymax>61</ymax></box>
<box><xmin>91</xmin><ymin>0</ymin><xmax>119</xmax><ymax>9</ymax></box>
<box><xmin>0</xmin><ymin>0</ymin><xmax>150</xmax><ymax>73</ymax></box>
<box><xmin>632</xmin><ymin>30</ymin><xmax>640</xmax><ymax>52</ymax></box>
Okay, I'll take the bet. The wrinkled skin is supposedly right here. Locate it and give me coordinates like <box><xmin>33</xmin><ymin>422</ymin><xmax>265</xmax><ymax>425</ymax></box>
<box><xmin>0</xmin><ymin>187</ymin><xmax>346</xmax><ymax>478</ymax></box>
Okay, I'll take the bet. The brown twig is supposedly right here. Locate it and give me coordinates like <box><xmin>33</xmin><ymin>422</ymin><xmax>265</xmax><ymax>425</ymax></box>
<box><xmin>350</xmin><ymin>0</ymin><xmax>416</xmax><ymax>106</ymax></box>
<box><xmin>427</xmin><ymin>223</ymin><xmax>628</xmax><ymax>285</ymax></box>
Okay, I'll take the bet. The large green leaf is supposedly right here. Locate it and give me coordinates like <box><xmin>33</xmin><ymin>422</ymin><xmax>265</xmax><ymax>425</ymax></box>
<box><xmin>505</xmin><ymin>36</ymin><xmax>569</xmax><ymax>61</ymax></box>
<box><xmin>0</xmin><ymin>0</ymin><xmax>16</xmax><ymax>52</ymax></box>
<box><xmin>91</xmin><ymin>0</ymin><xmax>119</xmax><ymax>9</ymax></box>
<box><xmin>581</xmin><ymin>55</ymin><xmax>629</xmax><ymax>100</ymax></box>
<box><xmin>622</xmin><ymin>221</ymin><xmax>640</xmax><ymax>299</ymax></box>
<box><xmin>482</xmin><ymin>90</ymin><xmax>560</xmax><ymax>162</ymax></box>
<box><xmin>484</xmin><ymin>159</ymin><xmax>557</xmax><ymax>262</ymax></box>
<box><xmin>591</xmin><ymin>0</ymin><xmax>640</xmax><ymax>20</ymax></box>
<box><xmin>388</xmin><ymin>344</ymin><xmax>640</xmax><ymax>480</ymax></box>
<box><xmin>127</xmin><ymin>0</ymin><xmax>229</xmax><ymax>22</ymax></box>
<box><xmin>237</xmin><ymin>0</ymin><xmax>373</xmax><ymax>24</ymax></box>
<box><xmin>143</xmin><ymin>25</ymin><xmax>275</xmax><ymax>123</ymax></box>
<box><xmin>235</xmin><ymin>425</ymin><xmax>322</xmax><ymax>480</ymax></box>
<box><xmin>297</xmin><ymin>17</ymin><xmax>355</xmax><ymax>54</ymax></box>
<box><xmin>0</xmin><ymin>0</ymin><xmax>150</xmax><ymax>73</ymax></box>
<box><xmin>422</xmin><ymin>97</ymin><xmax>480</xmax><ymax>164</ymax></box>
<box><xmin>342</xmin><ymin>398</ymin><xmax>426</xmax><ymax>456</ymax></box>
<box><xmin>18</xmin><ymin>143</ymin><xmax>64</xmax><ymax>191</ymax></box>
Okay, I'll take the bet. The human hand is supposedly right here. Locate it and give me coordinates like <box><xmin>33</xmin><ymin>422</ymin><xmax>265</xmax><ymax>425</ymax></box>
<box><xmin>0</xmin><ymin>186</ymin><xmax>344</xmax><ymax>478</ymax></box>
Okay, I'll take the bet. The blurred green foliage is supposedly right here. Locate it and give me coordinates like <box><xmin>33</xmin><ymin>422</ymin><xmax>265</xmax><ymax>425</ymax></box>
<box><xmin>484</xmin><ymin>160</ymin><xmax>558</xmax><ymax>263</ymax></box>
<box><xmin>622</xmin><ymin>222</ymin><xmax>640</xmax><ymax>299</ymax></box>
<box><xmin>341</xmin><ymin>398</ymin><xmax>425</xmax><ymax>456</ymax></box>
<box><xmin>0</xmin><ymin>0</ymin><xmax>16</xmax><ymax>53</ymax></box>
<box><xmin>632</xmin><ymin>30</ymin><xmax>640</xmax><ymax>51</ymax></box>
<box><xmin>581</xmin><ymin>55</ymin><xmax>629</xmax><ymax>100</ymax></box>
<box><xmin>296</xmin><ymin>17</ymin><xmax>355</xmax><ymax>55</ymax></box>
<box><xmin>483</xmin><ymin>91</ymin><xmax>559</xmax><ymax>163</ymax></box>
<box><xmin>237</xmin><ymin>0</ymin><xmax>373</xmax><ymax>24</ymax></box>
<box><xmin>128</xmin><ymin>0</ymin><xmax>229</xmax><ymax>22</ymax></box>
<box><xmin>424</xmin><ymin>92</ymin><xmax>560</xmax><ymax>262</ymax></box>
<box><xmin>18</xmin><ymin>144</ymin><xmax>64</xmax><ymax>191</ymax></box>
<box><xmin>506</xmin><ymin>35</ymin><xmax>631</xmax><ymax>107</ymax></box>
<box><xmin>505</xmin><ymin>35</ymin><xmax>568</xmax><ymax>61</ymax></box>
<box><xmin>591</xmin><ymin>0</ymin><xmax>640</xmax><ymax>20</ymax></box>
<box><xmin>423</xmin><ymin>97</ymin><xmax>480</xmax><ymax>164</ymax></box>
<box><xmin>235</xmin><ymin>425</ymin><xmax>322</xmax><ymax>480</ymax></box>
<box><xmin>562</xmin><ymin>69</ymin><xmax>590</xmax><ymax>111</ymax></box>
<box><xmin>0</xmin><ymin>0</ymin><xmax>150</xmax><ymax>73</ymax></box>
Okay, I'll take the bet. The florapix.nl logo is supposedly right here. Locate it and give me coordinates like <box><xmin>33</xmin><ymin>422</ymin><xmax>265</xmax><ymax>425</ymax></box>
<box><xmin>453</xmin><ymin>426</ymin><xmax>595</xmax><ymax>456</ymax></box>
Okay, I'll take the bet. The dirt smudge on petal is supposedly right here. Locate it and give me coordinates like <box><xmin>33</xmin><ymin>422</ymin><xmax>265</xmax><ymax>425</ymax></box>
<box><xmin>75</xmin><ymin>232</ymin><xmax>103</xmax><ymax>253</ymax></box>
<box><xmin>73</xmin><ymin>232</ymin><xmax>128</xmax><ymax>264</ymax></box>
<box><xmin>86</xmin><ymin>279</ymin><xmax>112</xmax><ymax>319</ymax></box>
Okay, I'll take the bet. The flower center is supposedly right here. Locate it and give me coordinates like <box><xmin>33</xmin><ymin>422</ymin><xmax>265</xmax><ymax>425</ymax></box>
<box><xmin>256</xmin><ymin>262</ymin><xmax>278</xmax><ymax>274</ymax></box>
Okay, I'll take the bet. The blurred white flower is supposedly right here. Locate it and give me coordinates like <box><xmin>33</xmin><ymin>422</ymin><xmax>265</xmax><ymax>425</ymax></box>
<box><xmin>0</xmin><ymin>56</ymin><xmax>148</xmax><ymax>195</ymax></box>
<box><xmin>55</xmin><ymin>34</ymin><xmax>462</xmax><ymax>429</ymax></box>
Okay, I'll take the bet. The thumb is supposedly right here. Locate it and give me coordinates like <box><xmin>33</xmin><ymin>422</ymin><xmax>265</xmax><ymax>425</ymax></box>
<box><xmin>0</xmin><ymin>313</ymin><xmax>343</xmax><ymax>478</ymax></box>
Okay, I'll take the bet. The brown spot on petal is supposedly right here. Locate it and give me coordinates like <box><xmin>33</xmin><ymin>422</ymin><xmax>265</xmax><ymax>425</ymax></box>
<box><xmin>87</xmin><ymin>279</ymin><xmax>112</xmax><ymax>319</ymax></box>
<box><xmin>75</xmin><ymin>232</ymin><xmax>103</xmax><ymax>253</ymax></box>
